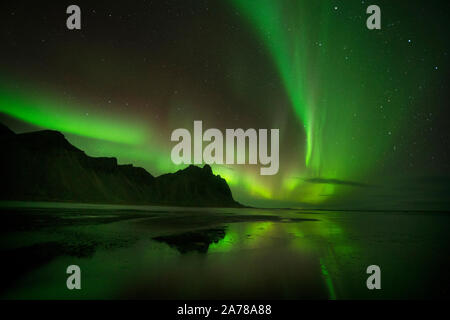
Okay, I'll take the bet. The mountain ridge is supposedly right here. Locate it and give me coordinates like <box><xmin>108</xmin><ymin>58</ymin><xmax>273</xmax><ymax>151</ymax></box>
<box><xmin>0</xmin><ymin>123</ymin><xmax>241</xmax><ymax>207</ymax></box>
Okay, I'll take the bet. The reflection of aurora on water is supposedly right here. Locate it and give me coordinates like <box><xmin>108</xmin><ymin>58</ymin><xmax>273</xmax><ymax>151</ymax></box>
<box><xmin>207</xmin><ymin>216</ymin><xmax>357</xmax><ymax>300</ymax></box>
<box><xmin>1</xmin><ymin>204</ymin><xmax>449</xmax><ymax>299</ymax></box>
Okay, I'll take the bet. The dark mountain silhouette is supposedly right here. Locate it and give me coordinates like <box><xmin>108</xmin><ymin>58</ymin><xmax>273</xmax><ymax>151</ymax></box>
<box><xmin>0</xmin><ymin>123</ymin><xmax>241</xmax><ymax>207</ymax></box>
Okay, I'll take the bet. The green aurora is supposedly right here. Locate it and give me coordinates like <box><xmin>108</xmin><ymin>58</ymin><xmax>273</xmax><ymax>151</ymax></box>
<box><xmin>228</xmin><ymin>0</ymin><xmax>432</xmax><ymax>203</ymax></box>
<box><xmin>0</xmin><ymin>0</ymin><xmax>448</xmax><ymax>208</ymax></box>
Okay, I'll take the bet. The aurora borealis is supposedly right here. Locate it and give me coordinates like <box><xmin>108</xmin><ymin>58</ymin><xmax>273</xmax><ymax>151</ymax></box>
<box><xmin>0</xmin><ymin>0</ymin><xmax>449</xmax><ymax>209</ymax></box>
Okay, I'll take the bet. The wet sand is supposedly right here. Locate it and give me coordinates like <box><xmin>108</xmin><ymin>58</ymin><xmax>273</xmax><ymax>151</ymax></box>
<box><xmin>1</xmin><ymin>202</ymin><xmax>449</xmax><ymax>299</ymax></box>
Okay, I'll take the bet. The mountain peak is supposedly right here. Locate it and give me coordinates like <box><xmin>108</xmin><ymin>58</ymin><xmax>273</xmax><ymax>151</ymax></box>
<box><xmin>182</xmin><ymin>164</ymin><xmax>213</xmax><ymax>175</ymax></box>
<box><xmin>16</xmin><ymin>129</ymin><xmax>83</xmax><ymax>153</ymax></box>
<box><xmin>202</xmin><ymin>164</ymin><xmax>212</xmax><ymax>174</ymax></box>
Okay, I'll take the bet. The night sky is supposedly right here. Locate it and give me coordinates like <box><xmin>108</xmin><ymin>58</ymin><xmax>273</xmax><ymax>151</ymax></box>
<box><xmin>0</xmin><ymin>0</ymin><xmax>449</xmax><ymax>209</ymax></box>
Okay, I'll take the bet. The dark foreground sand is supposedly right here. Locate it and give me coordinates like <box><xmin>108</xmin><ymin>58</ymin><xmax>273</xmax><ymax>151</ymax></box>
<box><xmin>1</xmin><ymin>203</ymin><xmax>450</xmax><ymax>299</ymax></box>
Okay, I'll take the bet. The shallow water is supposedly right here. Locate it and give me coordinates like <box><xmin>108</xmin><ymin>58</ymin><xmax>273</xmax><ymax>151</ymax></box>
<box><xmin>1</xmin><ymin>202</ymin><xmax>449</xmax><ymax>299</ymax></box>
